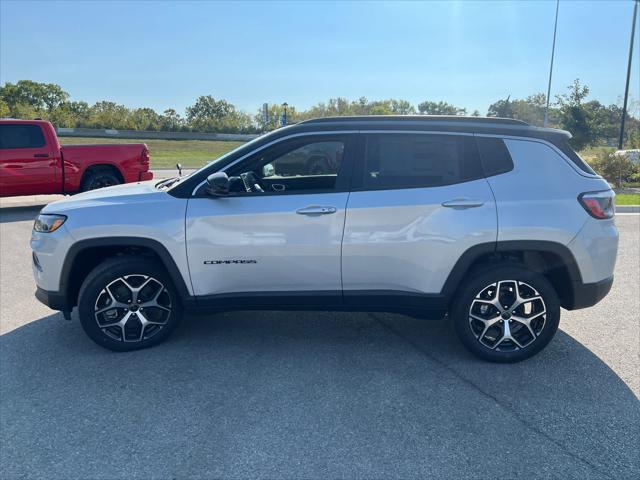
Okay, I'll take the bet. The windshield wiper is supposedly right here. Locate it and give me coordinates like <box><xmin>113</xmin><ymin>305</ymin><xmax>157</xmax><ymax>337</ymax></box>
<box><xmin>157</xmin><ymin>177</ymin><xmax>181</xmax><ymax>189</ymax></box>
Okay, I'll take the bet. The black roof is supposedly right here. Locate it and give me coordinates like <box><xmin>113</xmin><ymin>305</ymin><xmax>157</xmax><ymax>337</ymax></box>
<box><xmin>300</xmin><ymin>115</ymin><xmax>529</xmax><ymax>126</ymax></box>
<box><xmin>289</xmin><ymin>115</ymin><xmax>570</xmax><ymax>140</ymax></box>
<box><xmin>168</xmin><ymin>115</ymin><xmax>572</xmax><ymax>198</ymax></box>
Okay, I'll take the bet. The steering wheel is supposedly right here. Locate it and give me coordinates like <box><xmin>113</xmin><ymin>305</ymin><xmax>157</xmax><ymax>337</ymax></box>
<box><xmin>240</xmin><ymin>172</ymin><xmax>265</xmax><ymax>193</ymax></box>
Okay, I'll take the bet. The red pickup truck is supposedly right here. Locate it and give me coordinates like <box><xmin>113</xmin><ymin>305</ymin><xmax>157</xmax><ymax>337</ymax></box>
<box><xmin>0</xmin><ymin>119</ymin><xmax>153</xmax><ymax>197</ymax></box>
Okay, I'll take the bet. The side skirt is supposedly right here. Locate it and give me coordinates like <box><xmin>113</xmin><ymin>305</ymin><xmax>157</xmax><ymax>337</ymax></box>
<box><xmin>184</xmin><ymin>290</ymin><xmax>448</xmax><ymax>320</ymax></box>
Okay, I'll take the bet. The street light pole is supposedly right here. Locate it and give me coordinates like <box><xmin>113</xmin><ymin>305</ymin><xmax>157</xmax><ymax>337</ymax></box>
<box><xmin>544</xmin><ymin>0</ymin><xmax>560</xmax><ymax>128</ymax></box>
<box><xmin>282</xmin><ymin>102</ymin><xmax>288</xmax><ymax>127</ymax></box>
<box><xmin>619</xmin><ymin>0</ymin><xmax>638</xmax><ymax>149</ymax></box>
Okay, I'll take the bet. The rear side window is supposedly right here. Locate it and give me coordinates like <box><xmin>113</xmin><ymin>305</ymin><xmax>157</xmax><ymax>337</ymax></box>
<box><xmin>475</xmin><ymin>136</ymin><xmax>514</xmax><ymax>177</ymax></box>
<box><xmin>554</xmin><ymin>139</ymin><xmax>597</xmax><ymax>175</ymax></box>
<box><xmin>363</xmin><ymin>134</ymin><xmax>483</xmax><ymax>190</ymax></box>
<box><xmin>0</xmin><ymin>124</ymin><xmax>46</xmax><ymax>149</ymax></box>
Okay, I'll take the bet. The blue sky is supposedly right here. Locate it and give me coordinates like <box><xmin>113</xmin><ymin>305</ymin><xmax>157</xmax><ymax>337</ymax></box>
<box><xmin>1</xmin><ymin>1</ymin><xmax>638</xmax><ymax>115</ymax></box>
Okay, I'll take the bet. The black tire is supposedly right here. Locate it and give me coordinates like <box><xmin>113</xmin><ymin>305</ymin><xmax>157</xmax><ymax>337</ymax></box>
<box><xmin>451</xmin><ymin>263</ymin><xmax>560</xmax><ymax>363</ymax></box>
<box><xmin>77</xmin><ymin>257</ymin><xmax>182</xmax><ymax>352</ymax></box>
<box><xmin>80</xmin><ymin>168</ymin><xmax>121</xmax><ymax>192</ymax></box>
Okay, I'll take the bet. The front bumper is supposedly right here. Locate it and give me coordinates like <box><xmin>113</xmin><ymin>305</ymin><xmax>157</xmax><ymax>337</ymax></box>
<box><xmin>35</xmin><ymin>287</ymin><xmax>71</xmax><ymax>319</ymax></box>
<box><xmin>139</xmin><ymin>171</ymin><xmax>154</xmax><ymax>181</ymax></box>
<box><xmin>565</xmin><ymin>276</ymin><xmax>614</xmax><ymax>310</ymax></box>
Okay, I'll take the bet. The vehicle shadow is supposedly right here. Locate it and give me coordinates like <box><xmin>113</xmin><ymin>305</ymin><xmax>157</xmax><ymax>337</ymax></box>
<box><xmin>1</xmin><ymin>311</ymin><xmax>638</xmax><ymax>479</ymax></box>
<box><xmin>0</xmin><ymin>205</ymin><xmax>44</xmax><ymax>223</ymax></box>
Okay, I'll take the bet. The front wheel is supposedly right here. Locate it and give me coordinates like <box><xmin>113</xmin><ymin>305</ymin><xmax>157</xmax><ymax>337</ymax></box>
<box><xmin>451</xmin><ymin>264</ymin><xmax>560</xmax><ymax>363</ymax></box>
<box><xmin>77</xmin><ymin>257</ymin><xmax>182</xmax><ymax>351</ymax></box>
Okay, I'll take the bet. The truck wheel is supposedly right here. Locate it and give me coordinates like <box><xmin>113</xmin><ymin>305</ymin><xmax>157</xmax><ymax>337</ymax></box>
<box><xmin>451</xmin><ymin>264</ymin><xmax>560</xmax><ymax>363</ymax></box>
<box><xmin>80</xmin><ymin>168</ymin><xmax>121</xmax><ymax>192</ymax></box>
<box><xmin>77</xmin><ymin>257</ymin><xmax>183</xmax><ymax>351</ymax></box>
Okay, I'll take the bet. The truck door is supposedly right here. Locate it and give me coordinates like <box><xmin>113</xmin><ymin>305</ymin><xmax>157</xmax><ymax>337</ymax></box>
<box><xmin>0</xmin><ymin>123</ymin><xmax>58</xmax><ymax>196</ymax></box>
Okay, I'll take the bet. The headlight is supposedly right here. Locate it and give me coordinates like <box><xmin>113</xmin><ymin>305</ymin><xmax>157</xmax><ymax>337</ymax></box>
<box><xmin>33</xmin><ymin>214</ymin><xmax>67</xmax><ymax>233</ymax></box>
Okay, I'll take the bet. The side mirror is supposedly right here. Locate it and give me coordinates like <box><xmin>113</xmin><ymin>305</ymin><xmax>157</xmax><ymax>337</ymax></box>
<box><xmin>206</xmin><ymin>172</ymin><xmax>230</xmax><ymax>196</ymax></box>
<box><xmin>262</xmin><ymin>163</ymin><xmax>275</xmax><ymax>177</ymax></box>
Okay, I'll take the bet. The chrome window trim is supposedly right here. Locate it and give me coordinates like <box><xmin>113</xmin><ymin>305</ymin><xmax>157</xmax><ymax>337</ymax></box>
<box><xmin>361</xmin><ymin>131</ymin><xmax>596</xmax><ymax>178</ymax></box>
<box><xmin>191</xmin><ymin>128</ymin><xmax>597</xmax><ymax>196</ymax></box>
<box><xmin>476</xmin><ymin>133</ymin><xmax>601</xmax><ymax>178</ymax></box>
<box><xmin>191</xmin><ymin>130</ymin><xmax>358</xmax><ymax>196</ymax></box>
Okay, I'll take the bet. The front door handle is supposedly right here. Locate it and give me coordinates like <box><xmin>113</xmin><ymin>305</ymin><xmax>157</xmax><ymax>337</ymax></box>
<box><xmin>441</xmin><ymin>199</ymin><xmax>484</xmax><ymax>209</ymax></box>
<box><xmin>33</xmin><ymin>153</ymin><xmax>49</xmax><ymax>158</ymax></box>
<box><xmin>296</xmin><ymin>205</ymin><xmax>337</xmax><ymax>215</ymax></box>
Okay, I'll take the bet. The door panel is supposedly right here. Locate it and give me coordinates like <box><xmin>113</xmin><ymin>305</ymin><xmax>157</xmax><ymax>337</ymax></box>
<box><xmin>342</xmin><ymin>179</ymin><xmax>496</xmax><ymax>294</ymax></box>
<box><xmin>186</xmin><ymin>192</ymin><xmax>349</xmax><ymax>296</ymax></box>
<box><xmin>342</xmin><ymin>132</ymin><xmax>496</xmax><ymax>296</ymax></box>
<box><xmin>185</xmin><ymin>133</ymin><xmax>355</xmax><ymax>298</ymax></box>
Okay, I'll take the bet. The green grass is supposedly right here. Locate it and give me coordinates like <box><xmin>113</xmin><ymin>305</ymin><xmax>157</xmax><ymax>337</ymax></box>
<box><xmin>578</xmin><ymin>146</ymin><xmax>614</xmax><ymax>163</ymax></box>
<box><xmin>59</xmin><ymin>136</ymin><xmax>246</xmax><ymax>169</ymax></box>
<box><xmin>616</xmin><ymin>193</ymin><xmax>640</xmax><ymax>205</ymax></box>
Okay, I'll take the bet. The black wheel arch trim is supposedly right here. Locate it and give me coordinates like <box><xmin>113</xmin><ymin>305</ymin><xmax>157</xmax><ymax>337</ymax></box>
<box><xmin>48</xmin><ymin>238</ymin><xmax>590</xmax><ymax>315</ymax></box>
<box><xmin>440</xmin><ymin>240</ymin><xmax>584</xmax><ymax>303</ymax></box>
<box><xmin>59</xmin><ymin>237</ymin><xmax>191</xmax><ymax>307</ymax></box>
<box><xmin>494</xmin><ymin>240</ymin><xmax>583</xmax><ymax>283</ymax></box>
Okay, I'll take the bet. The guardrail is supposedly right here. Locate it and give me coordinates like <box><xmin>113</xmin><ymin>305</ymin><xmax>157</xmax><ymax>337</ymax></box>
<box><xmin>56</xmin><ymin>127</ymin><xmax>259</xmax><ymax>142</ymax></box>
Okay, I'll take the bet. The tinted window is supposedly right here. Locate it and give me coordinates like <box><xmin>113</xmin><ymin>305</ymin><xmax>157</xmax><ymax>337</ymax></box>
<box><xmin>227</xmin><ymin>136</ymin><xmax>348</xmax><ymax>194</ymax></box>
<box><xmin>476</xmin><ymin>136</ymin><xmax>514</xmax><ymax>176</ymax></box>
<box><xmin>363</xmin><ymin>134</ymin><xmax>482</xmax><ymax>189</ymax></box>
<box><xmin>264</xmin><ymin>141</ymin><xmax>343</xmax><ymax>178</ymax></box>
<box><xmin>0</xmin><ymin>124</ymin><xmax>46</xmax><ymax>149</ymax></box>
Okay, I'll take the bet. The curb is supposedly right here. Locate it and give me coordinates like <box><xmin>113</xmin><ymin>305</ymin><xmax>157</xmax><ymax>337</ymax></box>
<box><xmin>617</xmin><ymin>205</ymin><xmax>640</xmax><ymax>213</ymax></box>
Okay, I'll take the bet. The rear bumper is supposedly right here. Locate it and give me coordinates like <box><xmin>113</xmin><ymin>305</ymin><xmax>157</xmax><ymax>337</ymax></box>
<box><xmin>139</xmin><ymin>171</ymin><xmax>153</xmax><ymax>181</ymax></box>
<box><xmin>566</xmin><ymin>276</ymin><xmax>614</xmax><ymax>310</ymax></box>
<box><xmin>35</xmin><ymin>287</ymin><xmax>70</xmax><ymax>315</ymax></box>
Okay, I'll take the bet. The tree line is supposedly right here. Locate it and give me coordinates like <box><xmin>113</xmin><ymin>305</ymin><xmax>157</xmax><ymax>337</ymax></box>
<box><xmin>1</xmin><ymin>79</ymin><xmax>638</xmax><ymax>150</ymax></box>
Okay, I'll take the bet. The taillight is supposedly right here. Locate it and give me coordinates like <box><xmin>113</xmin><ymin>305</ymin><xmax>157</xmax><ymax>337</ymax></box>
<box><xmin>578</xmin><ymin>190</ymin><xmax>615</xmax><ymax>219</ymax></box>
<box><xmin>141</xmin><ymin>148</ymin><xmax>150</xmax><ymax>165</ymax></box>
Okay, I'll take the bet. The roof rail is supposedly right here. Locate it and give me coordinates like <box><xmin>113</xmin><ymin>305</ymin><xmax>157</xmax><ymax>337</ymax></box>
<box><xmin>299</xmin><ymin>115</ymin><xmax>529</xmax><ymax>126</ymax></box>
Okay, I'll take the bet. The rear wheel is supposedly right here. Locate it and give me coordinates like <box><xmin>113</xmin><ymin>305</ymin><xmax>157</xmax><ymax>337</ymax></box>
<box><xmin>451</xmin><ymin>264</ymin><xmax>560</xmax><ymax>363</ymax></box>
<box><xmin>77</xmin><ymin>257</ymin><xmax>182</xmax><ymax>351</ymax></box>
<box><xmin>80</xmin><ymin>168</ymin><xmax>121</xmax><ymax>192</ymax></box>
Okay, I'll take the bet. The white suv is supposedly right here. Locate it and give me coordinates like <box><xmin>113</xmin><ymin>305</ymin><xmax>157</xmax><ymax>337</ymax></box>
<box><xmin>31</xmin><ymin>116</ymin><xmax>618</xmax><ymax>362</ymax></box>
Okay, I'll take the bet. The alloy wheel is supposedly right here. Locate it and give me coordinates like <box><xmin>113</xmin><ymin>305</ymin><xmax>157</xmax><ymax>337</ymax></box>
<box><xmin>94</xmin><ymin>274</ymin><xmax>172</xmax><ymax>342</ymax></box>
<box><xmin>468</xmin><ymin>280</ymin><xmax>547</xmax><ymax>351</ymax></box>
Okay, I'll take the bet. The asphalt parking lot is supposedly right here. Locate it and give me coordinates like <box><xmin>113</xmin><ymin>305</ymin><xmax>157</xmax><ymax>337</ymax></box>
<box><xmin>0</xmin><ymin>206</ymin><xmax>638</xmax><ymax>479</ymax></box>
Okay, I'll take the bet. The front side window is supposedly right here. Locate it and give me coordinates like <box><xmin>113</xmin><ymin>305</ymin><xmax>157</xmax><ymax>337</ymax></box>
<box><xmin>0</xmin><ymin>124</ymin><xmax>46</xmax><ymax>149</ymax></box>
<box><xmin>266</xmin><ymin>141</ymin><xmax>343</xmax><ymax>178</ymax></box>
<box><xmin>362</xmin><ymin>134</ymin><xmax>483</xmax><ymax>190</ymax></box>
<box><xmin>227</xmin><ymin>137</ymin><xmax>347</xmax><ymax>194</ymax></box>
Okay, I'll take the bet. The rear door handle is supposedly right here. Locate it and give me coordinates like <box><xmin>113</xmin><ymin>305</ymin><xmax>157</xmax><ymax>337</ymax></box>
<box><xmin>296</xmin><ymin>205</ymin><xmax>337</xmax><ymax>215</ymax></box>
<box><xmin>33</xmin><ymin>153</ymin><xmax>49</xmax><ymax>158</ymax></box>
<box><xmin>441</xmin><ymin>199</ymin><xmax>484</xmax><ymax>208</ymax></box>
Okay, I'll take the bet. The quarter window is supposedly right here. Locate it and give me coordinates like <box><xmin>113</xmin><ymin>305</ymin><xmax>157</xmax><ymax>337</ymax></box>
<box><xmin>363</xmin><ymin>134</ymin><xmax>483</xmax><ymax>189</ymax></box>
<box><xmin>0</xmin><ymin>124</ymin><xmax>46</xmax><ymax>149</ymax></box>
<box><xmin>475</xmin><ymin>136</ymin><xmax>514</xmax><ymax>177</ymax></box>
